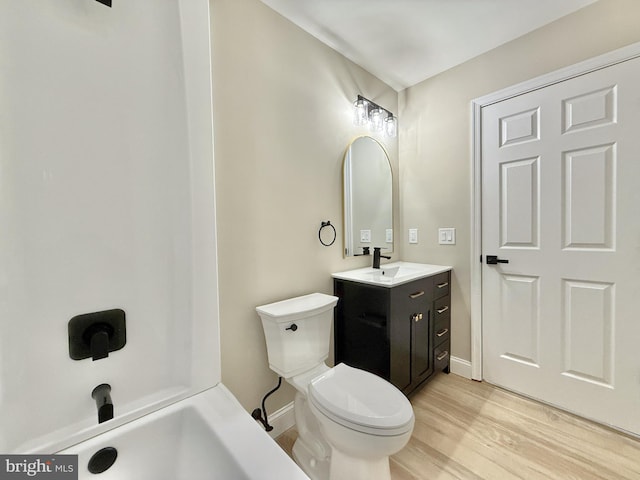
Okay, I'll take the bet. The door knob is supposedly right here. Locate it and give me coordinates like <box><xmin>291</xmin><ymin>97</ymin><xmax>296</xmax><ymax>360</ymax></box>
<box><xmin>486</xmin><ymin>255</ymin><xmax>509</xmax><ymax>265</ymax></box>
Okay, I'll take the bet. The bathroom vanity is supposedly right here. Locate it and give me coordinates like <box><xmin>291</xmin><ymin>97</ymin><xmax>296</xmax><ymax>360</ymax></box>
<box><xmin>332</xmin><ymin>262</ymin><xmax>452</xmax><ymax>396</ymax></box>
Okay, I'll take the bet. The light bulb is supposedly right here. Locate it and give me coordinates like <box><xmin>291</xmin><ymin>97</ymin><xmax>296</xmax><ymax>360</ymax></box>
<box><xmin>353</xmin><ymin>99</ymin><xmax>367</xmax><ymax>126</ymax></box>
<box><xmin>384</xmin><ymin>115</ymin><xmax>397</xmax><ymax>138</ymax></box>
<box><xmin>369</xmin><ymin>108</ymin><xmax>384</xmax><ymax>132</ymax></box>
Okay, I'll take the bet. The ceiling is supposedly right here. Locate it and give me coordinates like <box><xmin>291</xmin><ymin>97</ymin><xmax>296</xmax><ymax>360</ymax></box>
<box><xmin>260</xmin><ymin>0</ymin><xmax>597</xmax><ymax>91</ymax></box>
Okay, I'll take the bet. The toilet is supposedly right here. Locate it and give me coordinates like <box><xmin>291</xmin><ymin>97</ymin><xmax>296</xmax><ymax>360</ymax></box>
<box><xmin>256</xmin><ymin>293</ymin><xmax>414</xmax><ymax>480</ymax></box>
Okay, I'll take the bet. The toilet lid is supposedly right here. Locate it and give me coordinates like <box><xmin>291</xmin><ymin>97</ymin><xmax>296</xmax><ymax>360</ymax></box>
<box><xmin>308</xmin><ymin>363</ymin><xmax>414</xmax><ymax>436</ymax></box>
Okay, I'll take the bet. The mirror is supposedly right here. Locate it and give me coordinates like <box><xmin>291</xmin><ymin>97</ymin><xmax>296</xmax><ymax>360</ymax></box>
<box><xmin>342</xmin><ymin>136</ymin><xmax>393</xmax><ymax>257</ymax></box>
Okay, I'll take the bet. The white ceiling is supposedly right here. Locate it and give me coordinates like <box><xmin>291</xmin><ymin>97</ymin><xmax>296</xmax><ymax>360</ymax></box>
<box><xmin>260</xmin><ymin>0</ymin><xmax>597</xmax><ymax>91</ymax></box>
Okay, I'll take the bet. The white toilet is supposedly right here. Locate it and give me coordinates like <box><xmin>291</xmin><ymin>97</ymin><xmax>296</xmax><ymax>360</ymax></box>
<box><xmin>256</xmin><ymin>293</ymin><xmax>414</xmax><ymax>480</ymax></box>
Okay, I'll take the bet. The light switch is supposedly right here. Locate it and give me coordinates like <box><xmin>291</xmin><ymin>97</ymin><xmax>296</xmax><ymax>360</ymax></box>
<box><xmin>438</xmin><ymin>228</ymin><xmax>456</xmax><ymax>245</ymax></box>
<box><xmin>360</xmin><ymin>229</ymin><xmax>371</xmax><ymax>243</ymax></box>
<box><xmin>386</xmin><ymin>229</ymin><xmax>393</xmax><ymax>243</ymax></box>
<box><xmin>408</xmin><ymin>228</ymin><xmax>418</xmax><ymax>244</ymax></box>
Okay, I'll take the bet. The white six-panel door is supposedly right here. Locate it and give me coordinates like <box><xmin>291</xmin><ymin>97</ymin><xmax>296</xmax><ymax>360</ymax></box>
<box><xmin>482</xmin><ymin>56</ymin><xmax>640</xmax><ymax>435</ymax></box>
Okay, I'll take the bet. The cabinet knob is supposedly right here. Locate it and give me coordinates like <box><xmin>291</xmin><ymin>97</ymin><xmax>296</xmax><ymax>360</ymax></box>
<box><xmin>412</xmin><ymin>313</ymin><xmax>423</xmax><ymax>322</ymax></box>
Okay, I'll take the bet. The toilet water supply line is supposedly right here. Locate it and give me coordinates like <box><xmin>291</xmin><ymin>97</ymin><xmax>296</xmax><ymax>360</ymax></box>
<box><xmin>252</xmin><ymin>376</ymin><xmax>282</xmax><ymax>432</ymax></box>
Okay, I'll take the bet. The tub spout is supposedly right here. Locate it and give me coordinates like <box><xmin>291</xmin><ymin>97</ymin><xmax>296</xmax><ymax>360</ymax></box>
<box><xmin>91</xmin><ymin>383</ymin><xmax>113</xmax><ymax>424</ymax></box>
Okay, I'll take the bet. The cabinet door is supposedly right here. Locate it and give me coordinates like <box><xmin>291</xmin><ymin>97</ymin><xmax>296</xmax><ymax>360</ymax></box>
<box><xmin>392</xmin><ymin>278</ymin><xmax>432</xmax><ymax>390</ymax></box>
<box><xmin>411</xmin><ymin>307</ymin><xmax>432</xmax><ymax>384</ymax></box>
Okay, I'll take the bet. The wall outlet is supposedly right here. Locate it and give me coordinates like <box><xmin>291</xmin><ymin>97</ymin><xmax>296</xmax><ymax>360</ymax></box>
<box><xmin>438</xmin><ymin>227</ymin><xmax>456</xmax><ymax>245</ymax></box>
<box><xmin>408</xmin><ymin>228</ymin><xmax>418</xmax><ymax>244</ymax></box>
<box><xmin>386</xmin><ymin>229</ymin><xmax>393</xmax><ymax>243</ymax></box>
<box><xmin>360</xmin><ymin>229</ymin><xmax>371</xmax><ymax>243</ymax></box>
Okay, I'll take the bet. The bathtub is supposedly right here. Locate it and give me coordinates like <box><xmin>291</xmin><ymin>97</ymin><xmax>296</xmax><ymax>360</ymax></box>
<box><xmin>58</xmin><ymin>384</ymin><xmax>308</xmax><ymax>480</ymax></box>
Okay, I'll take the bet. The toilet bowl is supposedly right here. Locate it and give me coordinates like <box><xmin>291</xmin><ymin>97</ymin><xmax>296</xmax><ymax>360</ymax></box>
<box><xmin>256</xmin><ymin>293</ymin><xmax>415</xmax><ymax>480</ymax></box>
<box><xmin>309</xmin><ymin>363</ymin><xmax>414</xmax><ymax>480</ymax></box>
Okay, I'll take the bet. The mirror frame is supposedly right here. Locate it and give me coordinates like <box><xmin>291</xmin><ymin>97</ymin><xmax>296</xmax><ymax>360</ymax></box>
<box><xmin>342</xmin><ymin>135</ymin><xmax>394</xmax><ymax>258</ymax></box>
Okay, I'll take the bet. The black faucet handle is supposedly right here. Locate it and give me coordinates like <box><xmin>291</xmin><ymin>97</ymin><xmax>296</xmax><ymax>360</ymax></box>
<box><xmin>90</xmin><ymin>329</ymin><xmax>110</xmax><ymax>361</ymax></box>
<box><xmin>68</xmin><ymin>309</ymin><xmax>126</xmax><ymax>361</ymax></box>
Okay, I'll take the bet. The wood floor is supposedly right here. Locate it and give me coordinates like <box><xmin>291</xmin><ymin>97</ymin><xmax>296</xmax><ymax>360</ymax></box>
<box><xmin>275</xmin><ymin>373</ymin><xmax>640</xmax><ymax>479</ymax></box>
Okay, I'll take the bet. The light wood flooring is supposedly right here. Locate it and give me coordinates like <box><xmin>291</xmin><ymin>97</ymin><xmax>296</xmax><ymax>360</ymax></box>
<box><xmin>275</xmin><ymin>372</ymin><xmax>640</xmax><ymax>479</ymax></box>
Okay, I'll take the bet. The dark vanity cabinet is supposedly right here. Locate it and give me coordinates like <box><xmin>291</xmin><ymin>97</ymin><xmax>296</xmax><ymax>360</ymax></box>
<box><xmin>334</xmin><ymin>270</ymin><xmax>451</xmax><ymax>396</ymax></box>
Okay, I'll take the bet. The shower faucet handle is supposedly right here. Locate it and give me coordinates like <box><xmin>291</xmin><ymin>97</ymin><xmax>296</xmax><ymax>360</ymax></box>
<box><xmin>89</xmin><ymin>328</ymin><xmax>110</xmax><ymax>361</ymax></box>
<box><xmin>68</xmin><ymin>309</ymin><xmax>126</xmax><ymax>361</ymax></box>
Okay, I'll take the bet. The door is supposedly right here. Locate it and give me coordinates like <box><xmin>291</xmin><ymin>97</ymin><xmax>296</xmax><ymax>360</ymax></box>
<box><xmin>481</xmin><ymin>56</ymin><xmax>640</xmax><ymax>434</ymax></box>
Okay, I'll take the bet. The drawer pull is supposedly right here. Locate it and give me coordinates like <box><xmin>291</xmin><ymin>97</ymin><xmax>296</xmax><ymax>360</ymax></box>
<box><xmin>436</xmin><ymin>328</ymin><xmax>449</xmax><ymax>337</ymax></box>
<box><xmin>436</xmin><ymin>351</ymin><xmax>449</xmax><ymax>361</ymax></box>
<box><xmin>411</xmin><ymin>313</ymin><xmax>423</xmax><ymax>322</ymax></box>
<box><xmin>409</xmin><ymin>291</ymin><xmax>425</xmax><ymax>299</ymax></box>
<box><xmin>437</xmin><ymin>282</ymin><xmax>449</xmax><ymax>289</ymax></box>
<box><xmin>436</xmin><ymin>306</ymin><xmax>449</xmax><ymax>314</ymax></box>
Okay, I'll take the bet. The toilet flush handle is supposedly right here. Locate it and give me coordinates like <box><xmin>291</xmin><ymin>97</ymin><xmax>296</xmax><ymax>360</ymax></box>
<box><xmin>285</xmin><ymin>324</ymin><xmax>298</xmax><ymax>332</ymax></box>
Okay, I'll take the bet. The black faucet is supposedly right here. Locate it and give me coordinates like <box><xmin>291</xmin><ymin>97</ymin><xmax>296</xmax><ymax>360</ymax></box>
<box><xmin>91</xmin><ymin>384</ymin><xmax>113</xmax><ymax>424</ymax></box>
<box><xmin>372</xmin><ymin>247</ymin><xmax>391</xmax><ymax>269</ymax></box>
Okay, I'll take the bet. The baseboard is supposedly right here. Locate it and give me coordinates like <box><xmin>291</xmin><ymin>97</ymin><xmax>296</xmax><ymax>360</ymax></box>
<box><xmin>449</xmin><ymin>356</ymin><xmax>473</xmax><ymax>379</ymax></box>
<box><xmin>265</xmin><ymin>401</ymin><xmax>295</xmax><ymax>439</ymax></box>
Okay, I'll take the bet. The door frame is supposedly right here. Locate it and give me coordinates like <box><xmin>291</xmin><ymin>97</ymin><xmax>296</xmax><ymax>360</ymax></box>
<box><xmin>470</xmin><ymin>41</ymin><xmax>640</xmax><ymax>381</ymax></box>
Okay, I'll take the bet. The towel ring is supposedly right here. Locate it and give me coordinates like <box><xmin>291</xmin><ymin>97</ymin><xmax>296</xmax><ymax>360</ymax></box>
<box><xmin>318</xmin><ymin>221</ymin><xmax>336</xmax><ymax>247</ymax></box>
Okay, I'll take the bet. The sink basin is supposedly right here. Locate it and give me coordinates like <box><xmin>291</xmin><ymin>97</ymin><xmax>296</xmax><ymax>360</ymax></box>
<box><xmin>368</xmin><ymin>265</ymin><xmax>420</xmax><ymax>279</ymax></box>
<box><xmin>332</xmin><ymin>261</ymin><xmax>451</xmax><ymax>287</ymax></box>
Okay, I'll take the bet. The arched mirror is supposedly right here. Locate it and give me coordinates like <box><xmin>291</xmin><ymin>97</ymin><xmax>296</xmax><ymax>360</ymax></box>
<box><xmin>343</xmin><ymin>136</ymin><xmax>393</xmax><ymax>257</ymax></box>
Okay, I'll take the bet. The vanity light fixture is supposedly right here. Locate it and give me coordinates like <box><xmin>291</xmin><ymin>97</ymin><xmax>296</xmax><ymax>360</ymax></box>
<box><xmin>352</xmin><ymin>95</ymin><xmax>397</xmax><ymax>138</ymax></box>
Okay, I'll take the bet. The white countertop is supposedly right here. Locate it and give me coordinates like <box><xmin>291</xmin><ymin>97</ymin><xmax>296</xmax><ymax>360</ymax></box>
<box><xmin>332</xmin><ymin>261</ymin><xmax>452</xmax><ymax>287</ymax></box>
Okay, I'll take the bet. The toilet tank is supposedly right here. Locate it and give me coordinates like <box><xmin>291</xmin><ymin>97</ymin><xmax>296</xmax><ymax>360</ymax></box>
<box><xmin>256</xmin><ymin>293</ymin><xmax>339</xmax><ymax>378</ymax></box>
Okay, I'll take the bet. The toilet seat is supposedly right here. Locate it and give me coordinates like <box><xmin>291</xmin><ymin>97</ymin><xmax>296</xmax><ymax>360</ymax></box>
<box><xmin>308</xmin><ymin>363</ymin><xmax>414</xmax><ymax>436</ymax></box>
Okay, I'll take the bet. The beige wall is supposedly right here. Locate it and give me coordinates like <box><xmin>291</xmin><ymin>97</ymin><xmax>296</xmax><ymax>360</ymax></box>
<box><xmin>400</xmin><ymin>0</ymin><xmax>640</xmax><ymax>362</ymax></box>
<box><xmin>211</xmin><ymin>0</ymin><xmax>640</xmax><ymax>414</ymax></box>
<box><xmin>210</xmin><ymin>0</ymin><xmax>398</xmax><ymax>412</ymax></box>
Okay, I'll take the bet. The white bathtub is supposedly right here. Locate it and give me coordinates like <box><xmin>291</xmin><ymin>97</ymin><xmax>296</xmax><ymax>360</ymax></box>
<box><xmin>58</xmin><ymin>384</ymin><xmax>308</xmax><ymax>480</ymax></box>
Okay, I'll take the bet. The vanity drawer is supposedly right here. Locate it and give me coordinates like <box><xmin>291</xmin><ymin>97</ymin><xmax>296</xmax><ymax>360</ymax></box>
<box><xmin>395</xmin><ymin>277</ymin><xmax>432</xmax><ymax>307</ymax></box>
<box><xmin>434</xmin><ymin>319</ymin><xmax>450</xmax><ymax>347</ymax></box>
<box><xmin>434</xmin><ymin>296</ymin><xmax>450</xmax><ymax>322</ymax></box>
<box><xmin>432</xmin><ymin>272</ymin><xmax>450</xmax><ymax>299</ymax></box>
<box><xmin>434</xmin><ymin>340</ymin><xmax>450</xmax><ymax>372</ymax></box>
